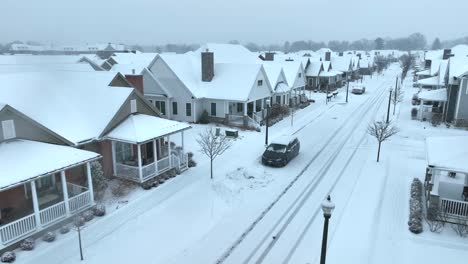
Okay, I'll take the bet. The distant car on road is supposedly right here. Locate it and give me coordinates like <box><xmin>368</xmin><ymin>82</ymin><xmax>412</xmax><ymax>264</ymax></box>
<box><xmin>351</xmin><ymin>84</ymin><xmax>366</xmax><ymax>94</ymax></box>
<box><xmin>262</xmin><ymin>136</ymin><xmax>300</xmax><ymax>167</ymax></box>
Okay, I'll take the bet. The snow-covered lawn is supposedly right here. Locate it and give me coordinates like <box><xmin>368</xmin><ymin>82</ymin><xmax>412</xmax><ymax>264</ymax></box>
<box><xmin>14</xmin><ymin>66</ymin><xmax>468</xmax><ymax>264</ymax></box>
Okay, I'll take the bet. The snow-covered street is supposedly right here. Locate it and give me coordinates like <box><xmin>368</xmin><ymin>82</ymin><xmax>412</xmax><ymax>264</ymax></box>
<box><xmin>13</xmin><ymin>65</ymin><xmax>468</xmax><ymax>264</ymax></box>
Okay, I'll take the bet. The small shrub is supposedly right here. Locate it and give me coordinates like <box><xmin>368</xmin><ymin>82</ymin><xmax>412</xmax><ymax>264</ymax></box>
<box><xmin>199</xmin><ymin>110</ymin><xmax>210</xmax><ymax>124</ymax></box>
<box><xmin>42</xmin><ymin>232</ymin><xmax>56</xmax><ymax>242</ymax></box>
<box><xmin>431</xmin><ymin>113</ymin><xmax>442</xmax><ymax>127</ymax></box>
<box><xmin>451</xmin><ymin>217</ymin><xmax>468</xmax><ymax>237</ymax></box>
<box><xmin>20</xmin><ymin>238</ymin><xmax>35</xmax><ymax>251</ymax></box>
<box><xmin>409</xmin><ymin>178</ymin><xmax>423</xmax><ymax>234</ymax></box>
<box><xmin>74</xmin><ymin>216</ymin><xmax>85</xmax><ymax>227</ymax></box>
<box><xmin>425</xmin><ymin>203</ymin><xmax>445</xmax><ymax>233</ymax></box>
<box><xmin>188</xmin><ymin>152</ymin><xmax>197</xmax><ymax>167</ymax></box>
<box><xmin>1</xmin><ymin>252</ymin><xmax>15</xmax><ymax>263</ymax></box>
<box><xmin>411</xmin><ymin>108</ymin><xmax>418</xmax><ymax>119</ymax></box>
<box><xmin>93</xmin><ymin>204</ymin><xmax>106</xmax><ymax>217</ymax></box>
<box><xmin>82</xmin><ymin>210</ymin><xmax>94</xmax><ymax>222</ymax></box>
<box><xmin>59</xmin><ymin>225</ymin><xmax>70</xmax><ymax>234</ymax></box>
<box><xmin>142</xmin><ymin>182</ymin><xmax>152</xmax><ymax>190</ymax></box>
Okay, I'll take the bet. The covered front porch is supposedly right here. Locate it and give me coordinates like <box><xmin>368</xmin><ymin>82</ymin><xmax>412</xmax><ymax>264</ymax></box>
<box><xmin>105</xmin><ymin>114</ymin><xmax>191</xmax><ymax>183</ymax></box>
<box><xmin>425</xmin><ymin>136</ymin><xmax>468</xmax><ymax>222</ymax></box>
<box><xmin>226</xmin><ymin>97</ymin><xmax>271</xmax><ymax>127</ymax></box>
<box><xmin>0</xmin><ymin>140</ymin><xmax>99</xmax><ymax>247</ymax></box>
<box><xmin>417</xmin><ymin>88</ymin><xmax>447</xmax><ymax>122</ymax></box>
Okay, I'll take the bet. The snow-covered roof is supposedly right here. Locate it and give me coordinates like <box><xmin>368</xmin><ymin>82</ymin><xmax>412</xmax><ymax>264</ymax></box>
<box><xmin>111</xmin><ymin>64</ymin><xmax>145</xmax><ymax>75</ymax></box>
<box><xmin>195</xmin><ymin>43</ymin><xmax>259</xmax><ymax>64</ymax></box>
<box><xmin>416</xmin><ymin>69</ymin><xmax>430</xmax><ymax>76</ymax></box>
<box><xmin>448</xmin><ymin>56</ymin><xmax>468</xmax><ymax>82</ymax></box>
<box><xmin>274</xmin><ymin>82</ymin><xmax>290</xmax><ymax>93</ymax></box>
<box><xmin>417</xmin><ymin>88</ymin><xmax>447</xmax><ymax>102</ymax></box>
<box><xmin>281</xmin><ymin>60</ymin><xmax>303</xmax><ymax>88</ymax></box>
<box><xmin>104</xmin><ymin>114</ymin><xmax>191</xmax><ymax>144</ymax></box>
<box><xmin>451</xmin><ymin>45</ymin><xmax>468</xmax><ymax>58</ymax></box>
<box><xmin>320</xmin><ymin>69</ymin><xmax>342</xmax><ymax>77</ymax></box>
<box><xmin>331</xmin><ymin>57</ymin><xmax>351</xmax><ymax>72</ymax></box>
<box><xmin>155</xmin><ymin>53</ymin><xmax>267</xmax><ymax>101</ymax></box>
<box><xmin>0</xmin><ymin>139</ymin><xmax>100</xmax><ymax>190</ymax></box>
<box><xmin>262</xmin><ymin>62</ymin><xmax>284</xmax><ymax>87</ymax></box>
<box><xmin>0</xmin><ymin>71</ymin><xmax>133</xmax><ymax>145</ymax></box>
<box><xmin>426</xmin><ymin>136</ymin><xmax>468</xmax><ymax>173</ymax></box>
<box><xmin>306</xmin><ymin>61</ymin><xmax>323</xmax><ymax>77</ymax></box>
<box><xmin>0</xmin><ymin>55</ymin><xmax>83</xmax><ymax>65</ymax></box>
<box><xmin>0</xmin><ymin>63</ymin><xmax>94</xmax><ymax>73</ymax></box>
<box><xmin>416</xmin><ymin>76</ymin><xmax>444</xmax><ymax>87</ymax></box>
<box><xmin>110</xmin><ymin>53</ymin><xmax>158</xmax><ymax>65</ymax></box>
<box><xmin>0</xmin><ymin>102</ymin><xmax>5</xmax><ymax>111</ymax></box>
<box><xmin>271</xmin><ymin>135</ymin><xmax>296</xmax><ymax>146</ymax></box>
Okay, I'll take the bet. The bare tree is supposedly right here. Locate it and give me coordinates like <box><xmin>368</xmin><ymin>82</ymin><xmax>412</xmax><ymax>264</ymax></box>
<box><xmin>425</xmin><ymin>203</ymin><xmax>446</xmax><ymax>233</ymax></box>
<box><xmin>197</xmin><ymin>128</ymin><xmax>232</xmax><ymax>179</ymax></box>
<box><xmin>367</xmin><ymin>119</ymin><xmax>399</xmax><ymax>162</ymax></box>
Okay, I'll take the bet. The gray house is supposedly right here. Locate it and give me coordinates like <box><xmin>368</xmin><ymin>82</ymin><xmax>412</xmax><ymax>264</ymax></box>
<box><xmin>443</xmin><ymin>56</ymin><xmax>468</xmax><ymax>125</ymax></box>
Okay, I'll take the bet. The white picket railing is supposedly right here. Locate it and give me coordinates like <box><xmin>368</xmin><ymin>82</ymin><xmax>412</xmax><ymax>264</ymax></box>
<box><xmin>115</xmin><ymin>163</ymin><xmax>140</xmax><ymax>181</ymax></box>
<box><xmin>69</xmin><ymin>191</ymin><xmax>92</xmax><ymax>214</ymax></box>
<box><xmin>142</xmin><ymin>162</ymin><xmax>156</xmax><ymax>180</ymax></box>
<box><xmin>157</xmin><ymin>157</ymin><xmax>170</xmax><ymax>172</ymax></box>
<box><xmin>0</xmin><ymin>214</ymin><xmax>36</xmax><ymax>244</ymax></box>
<box><xmin>441</xmin><ymin>198</ymin><xmax>468</xmax><ymax>218</ymax></box>
<box><xmin>39</xmin><ymin>201</ymin><xmax>66</xmax><ymax>226</ymax></box>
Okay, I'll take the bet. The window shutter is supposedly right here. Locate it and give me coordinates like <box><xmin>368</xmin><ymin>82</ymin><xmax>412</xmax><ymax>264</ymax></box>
<box><xmin>130</xmin><ymin>99</ymin><xmax>137</xmax><ymax>113</ymax></box>
<box><xmin>2</xmin><ymin>120</ymin><xmax>16</xmax><ymax>140</ymax></box>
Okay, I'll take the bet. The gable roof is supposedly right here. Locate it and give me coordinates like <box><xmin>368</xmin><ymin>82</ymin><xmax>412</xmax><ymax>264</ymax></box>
<box><xmin>104</xmin><ymin>114</ymin><xmax>191</xmax><ymax>144</ymax></box>
<box><xmin>306</xmin><ymin>61</ymin><xmax>323</xmax><ymax>77</ymax></box>
<box><xmin>331</xmin><ymin>56</ymin><xmax>351</xmax><ymax>72</ymax></box>
<box><xmin>153</xmin><ymin>53</ymin><xmax>268</xmax><ymax>101</ymax></box>
<box><xmin>281</xmin><ymin>61</ymin><xmax>303</xmax><ymax>88</ymax></box>
<box><xmin>195</xmin><ymin>43</ymin><xmax>259</xmax><ymax>64</ymax></box>
<box><xmin>262</xmin><ymin>62</ymin><xmax>285</xmax><ymax>87</ymax></box>
<box><xmin>426</xmin><ymin>136</ymin><xmax>468</xmax><ymax>173</ymax></box>
<box><xmin>0</xmin><ymin>71</ymin><xmax>133</xmax><ymax>145</ymax></box>
<box><xmin>0</xmin><ymin>139</ymin><xmax>101</xmax><ymax>190</ymax></box>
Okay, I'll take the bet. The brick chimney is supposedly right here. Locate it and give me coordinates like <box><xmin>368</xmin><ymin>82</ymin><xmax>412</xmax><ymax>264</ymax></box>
<box><xmin>265</xmin><ymin>52</ymin><xmax>275</xmax><ymax>61</ymax></box>
<box><xmin>125</xmin><ymin>71</ymin><xmax>144</xmax><ymax>94</ymax></box>
<box><xmin>325</xmin><ymin>52</ymin><xmax>331</xmax><ymax>61</ymax></box>
<box><xmin>442</xmin><ymin>49</ymin><xmax>452</xmax><ymax>60</ymax></box>
<box><xmin>357</xmin><ymin>53</ymin><xmax>362</xmax><ymax>59</ymax></box>
<box><xmin>201</xmin><ymin>49</ymin><xmax>214</xmax><ymax>82</ymax></box>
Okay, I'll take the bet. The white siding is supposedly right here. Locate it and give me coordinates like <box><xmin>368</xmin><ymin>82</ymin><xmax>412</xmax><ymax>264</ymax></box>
<box><xmin>248</xmin><ymin>69</ymin><xmax>273</xmax><ymax>101</ymax></box>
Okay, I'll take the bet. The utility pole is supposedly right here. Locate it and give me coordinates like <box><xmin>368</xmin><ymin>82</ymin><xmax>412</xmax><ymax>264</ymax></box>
<box><xmin>291</xmin><ymin>106</ymin><xmax>294</xmax><ymax>127</ymax></box>
<box><xmin>393</xmin><ymin>76</ymin><xmax>399</xmax><ymax>115</ymax></box>
<box><xmin>386</xmin><ymin>89</ymin><xmax>392</xmax><ymax>123</ymax></box>
<box><xmin>345</xmin><ymin>80</ymin><xmax>349</xmax><ymax>103</ymax></box>
<box><xmin>326</xmin><ymin>85</ymin><xmax>329</xmax><ymax>105</ymax></box>
<box><xmin>77</xmin><ymin>224</ymin><xmax>84</xmax><ymax>261</ymax></box>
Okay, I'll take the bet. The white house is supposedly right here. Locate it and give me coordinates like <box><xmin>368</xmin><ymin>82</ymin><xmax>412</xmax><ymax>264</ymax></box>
<box><xmin>142</xmin><ymin>44</ymin><xmax>274</xmax><ymax>129</ymax></box>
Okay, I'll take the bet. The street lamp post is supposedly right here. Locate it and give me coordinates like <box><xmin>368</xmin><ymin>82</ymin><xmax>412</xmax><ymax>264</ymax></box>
<box><xmin>345</xmin><ymin>79</ymin><xmax>349</xmax><ymax>103</ymax></box>
<box><xmin>265</xmin><ymin>98</ymin><xmax>270</xmax><ymax>146</ymax></box>
<box><xmin>320</xmin><ymin>195</ymin><xmax>335</xmax><ymax>264</ymax></box>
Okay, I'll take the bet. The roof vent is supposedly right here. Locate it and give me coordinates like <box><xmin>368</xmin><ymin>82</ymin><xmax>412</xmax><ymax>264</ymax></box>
<box><xmin>2</xmin><ymin>120</ymin><xmax>16</xmax><ymax>140</ymax></box>
<box><xmin>130</xmin><ymin>99</ymin><xmax>137</xmax><ymax>113</ymax></box>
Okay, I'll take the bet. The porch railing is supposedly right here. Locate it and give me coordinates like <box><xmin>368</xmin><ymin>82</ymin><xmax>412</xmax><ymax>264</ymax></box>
<box><xmin>142</xmin><ymin>163</ymin><xmax>156</xmax><ymax>180</ymax></box>
<box><xmin>40</xmin><ymin>201</ymin><xmax>66</xmax><ymax>226</ymax></box>
<box><xmin>69</xmin><ymin>191</ymin><xmax>92</xmax><ymax>214</ymax></box>
<box><xmin>67</xmin><ymin>182</ymin><xmax>88</xmax><ymax>197</ymax></box>
<box><xmin>441</xmin><ymin>198</ymin><xmax>468</xmax><ymax>218</ymax></box>
<box><xmin>0</xmin><ymin>214</ymin><xmax>36</xmax><ymax>245</ymax></box>
<box><xmin>115</xmin><ymin>163</ymin><xmax>140</xmax><ymax>181</ymax></box>
<box><xmin>157</xmin><ymin>157</ymin><xmax>170</xmax><ymax>172</ymax></box>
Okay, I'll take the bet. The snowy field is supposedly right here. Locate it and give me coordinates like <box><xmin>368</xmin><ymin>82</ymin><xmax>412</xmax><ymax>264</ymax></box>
<box><xmin>15</xmin><ymin>65</ymin><xmax>468</xmax><ymax>264</ymax></box>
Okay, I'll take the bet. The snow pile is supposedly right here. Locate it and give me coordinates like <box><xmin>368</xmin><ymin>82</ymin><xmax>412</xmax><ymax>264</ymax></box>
<box><xmin>212</xmin><ymin>167</ymin><xmax>273</xmax><ymax>203</ymax></box>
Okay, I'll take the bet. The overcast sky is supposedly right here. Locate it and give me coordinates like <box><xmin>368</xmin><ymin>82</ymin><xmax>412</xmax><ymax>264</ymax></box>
<box><xmin>2</xmin><ymin>0</ymin><xmax>468</xmax><ymax>45</ymax></box>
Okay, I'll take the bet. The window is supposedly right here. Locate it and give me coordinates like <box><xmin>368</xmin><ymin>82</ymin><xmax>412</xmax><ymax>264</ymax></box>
<box><xmin>210</xmin><ymin>103</ymin><xmax>217</xmax><ymax>116</ymax></box>
<box><xmin>257</xmin><ymin>80</ymin><xmax>263</xmax><ymax>86</ymax></box>
<box><xmin>236</xmin><ymin>103</ymin><xmax>243</xmax><ymax>113</ymax></box>
<box><xmin>155</xmin><ymin>101</ymin><xmax>166</xmax><ymax>115</ymax></box>
<box><xmin>172</xmin><ymin>102</ymin><xmax>178</xmax><ymax>115</ymax></box>
<box><xmin>115</xmin><ymin>142</ymin><xmax>133</xmax><ymax>163</ymax></box>
<box><xmin>1</xmin><ymin>120</ymin><xmax>16</xmax><ymax>140</ymax></box>
<box><xmin>276</xmin><ymin>96</ymin><xmax>281</xmax><ymax>104</ymax></box>
<box><xmin>186</xmin><ymin>103</ymin><xmax>192</xmax><ymax>116</ymax></box>
<box><xmin>298</xmin><ymin>73</ymin><xmax>302</xmax><ymax>78</ymax></box>
<box><xmin>130</xmin><ymin>99</ymin><xmax>137</xmax><ymax>113</ymax></box>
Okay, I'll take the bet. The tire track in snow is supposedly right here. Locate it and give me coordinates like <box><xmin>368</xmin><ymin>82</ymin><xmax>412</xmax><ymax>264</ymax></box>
<box><xmin>215</xmin><ymin>74</ymin><xmax>394</xmax><ymax>264</ymax></box>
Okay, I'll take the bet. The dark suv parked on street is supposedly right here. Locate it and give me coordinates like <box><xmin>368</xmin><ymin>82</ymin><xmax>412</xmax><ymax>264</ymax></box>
<box><xmin>262</xmin><ymin>136</ymin><xmax>300</xmax><ymax>167</ymax></box>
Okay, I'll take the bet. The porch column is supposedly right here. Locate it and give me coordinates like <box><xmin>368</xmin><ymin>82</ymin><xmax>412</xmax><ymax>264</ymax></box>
<box><xmin>168</xmin><ymin>135</ymin><xmax>172</xmax><ymax>168</ymax></box>
<box><xmin>60</xmin><ymin>171</ymin><xmax>70</xmax><ymax>216</ymax></box>
<box><xmin>86</xmin><ymin>162</ymin><xmax>95</xmax><ymax>204</ymax></box>
<box><xmin>244</xmin><ymin>102</ymin><xmax>247</xmax><ymax>116</ymax></box>
<box><xmin>253</xmin><ymin>100</ymin><xmax>256</xmax><ymax>114</ymax></box>
<box><xmin>193</xmin><ymin>100</ymin><xmax>196</xmax><ymax>123</ymax></box>
<box><xmin>137</xmin><ymin>144</ymin><xmax>143</xmax><ymax>182</ymax></box>
<box><xmin>153</xmin><ymin>139</ymin><xmax>158</xmax><ymax>173</ymax></box>
<box><xmin>30</xmin><ymin>180</ymin><xmax>41</xmax><ymax>228</ymax></box>
<box><xmin>111</xmin><ymin>141</ymin><xmax>116</xmax><ymax>176</ymax></box>
<box><xmin>181</xmin><ymin>131</ymin><xmax>185</xmax><ymax>152</ymax></box>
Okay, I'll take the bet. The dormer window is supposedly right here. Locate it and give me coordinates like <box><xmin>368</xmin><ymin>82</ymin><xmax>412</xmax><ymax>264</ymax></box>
<box><xmin>298</xmin><ymin>73</ymin><xmax>302</xmax><ymax>78</ymax></box>
<box><xmin>258</xmin><ymin>80</ymin><xmax>263</xmax><ymax>86</ymax></box>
